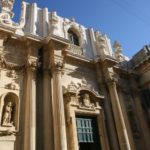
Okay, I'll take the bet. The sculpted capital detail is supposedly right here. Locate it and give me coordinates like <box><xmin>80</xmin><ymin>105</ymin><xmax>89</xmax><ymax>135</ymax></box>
<box><xmin>25</xmin><ymin>56</ymin><xmax>38</xmax><ymax>70</ymax></box>
<box><xmin>55</xmin><ymin>61</ymin><xmax>64</xmax><ymax>70</ymax></box>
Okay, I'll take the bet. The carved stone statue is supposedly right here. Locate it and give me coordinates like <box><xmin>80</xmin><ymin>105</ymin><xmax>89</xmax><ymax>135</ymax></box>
<box><xmin>114</xmin><ymin>41</ymin><xmax>129</xmax><ymax>62</ymax></box>
<box><xmin>83</xmin><ymin>93</ymin><xmax>91</xmax><ymax>107</ymax></box>
<box><xmin>0</xmin><ymin>0</ymin><xmax>15</xmax><ymax>25</ymax></box>
<box><xmin>2</xmin><ymin>101</ymin><xmax>14</xmax><ymax>127</ymax></box>
<box><xmin>0</xmin><ymin>0</ymin><xmax>15</xmax><ymax>12</ymax></box>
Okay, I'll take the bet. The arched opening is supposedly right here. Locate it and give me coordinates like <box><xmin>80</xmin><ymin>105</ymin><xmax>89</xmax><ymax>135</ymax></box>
<box><xmin>68</xmin><ymin>29</ymin><xmax>80</xmax><ymax>46</ymax></box>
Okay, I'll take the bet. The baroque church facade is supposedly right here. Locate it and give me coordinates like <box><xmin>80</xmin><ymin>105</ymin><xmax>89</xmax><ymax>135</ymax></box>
<box><xmin>0</xmin><ymin>1</ymin><xmax>150</xmax><ymax>150</ymax></box>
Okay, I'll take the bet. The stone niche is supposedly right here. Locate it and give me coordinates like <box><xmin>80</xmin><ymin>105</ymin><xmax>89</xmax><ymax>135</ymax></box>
<box><xmin>0</xmin><ymin>93</ymin><xmax>19</xmax><ymax>136</ymax></box>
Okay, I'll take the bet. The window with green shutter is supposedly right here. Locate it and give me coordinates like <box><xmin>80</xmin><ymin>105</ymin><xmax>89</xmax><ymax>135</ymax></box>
<box><xmin>76</xmin><ymin>115</ymin><xmax>101</xmax><ymax>150</ymax></box>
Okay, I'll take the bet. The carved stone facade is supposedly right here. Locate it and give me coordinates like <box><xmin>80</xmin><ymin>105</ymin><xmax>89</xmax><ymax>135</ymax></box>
<box><xmin>0</xmin><ymin>1</ymin><xmax>149</xmax><ymax>150</ymax></box>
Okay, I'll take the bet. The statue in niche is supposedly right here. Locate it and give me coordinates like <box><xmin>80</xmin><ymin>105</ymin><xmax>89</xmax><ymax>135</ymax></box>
<box><xmin>83</xmin><ymin>93</ymin><xmax>91</xmax><ymax>107</ymax></box>
<box><xmin>1</xmin><ymin>101</ymin><xmax>14</xmax><ymax>127</ymax></box>
<box><xmin>82</xmin><ymin>93</ymin><xmax>95</xmax><ymax>108</ymax></box>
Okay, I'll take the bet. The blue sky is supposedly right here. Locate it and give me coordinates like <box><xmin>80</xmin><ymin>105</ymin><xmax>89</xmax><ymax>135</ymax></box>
<box><xmin>13</xmin><ymin>0</ymin><xmax>150</xmax><ymax>58</ymax></box>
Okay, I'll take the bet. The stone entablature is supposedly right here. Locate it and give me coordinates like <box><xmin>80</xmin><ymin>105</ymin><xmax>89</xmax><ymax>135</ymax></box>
<box><xmin>0</xmin><ymin>1</ymin><xmax>120</xmax><ymax>61</ymax></box>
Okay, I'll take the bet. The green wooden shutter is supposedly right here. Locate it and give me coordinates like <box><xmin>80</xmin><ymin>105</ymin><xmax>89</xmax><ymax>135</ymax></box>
<box><xmin>76</xmin><ymin>117</ymin><xmax>96</xmax><ymax>143</ymax></box>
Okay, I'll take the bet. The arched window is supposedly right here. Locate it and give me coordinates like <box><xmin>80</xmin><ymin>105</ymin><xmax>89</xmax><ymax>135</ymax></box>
<box><xmin>68</xmin><ymin>29</ymin><xmax>79</xmax><ymax>46</ymax></box>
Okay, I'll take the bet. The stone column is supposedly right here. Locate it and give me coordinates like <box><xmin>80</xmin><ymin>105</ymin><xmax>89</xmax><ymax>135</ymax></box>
<box><xmin>102</xmin><ymin>62</ymin><xmax>132</xmax><ymax>150</ymax></box>
<box><xmin>96</xmin><ymin>63</ymin><xmax>119</xmax><ymax>150</ymax></box>
<box><xmin>22</xmin><ymin>55</ymin><xmax>37</xmax><ymax>150</ymax></box>
<box><xmin>117</xmin><ymin>89</ymin><xmax>136</xmax><ymax>150</ymax></box>
<box><xmin>107</xmin><ymin>80</ymin><xmax>131</xmax><ymax>150</ymax></box>
<box><xmin>52</xmin><ymin>62</ymin><xmax>67</xmax><ymax>150</ymax></box>
<box><xmin>65</xmin><ymin>94</ymin><xmax>78</xmax><ymax>150</ymax></box>
<box><xmin>42</xmin><ymin>47</ymin><xmax>54</xmax><ymax>150</ymax></box>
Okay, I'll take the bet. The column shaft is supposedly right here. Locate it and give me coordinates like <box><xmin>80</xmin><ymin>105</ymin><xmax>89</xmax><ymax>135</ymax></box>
<box><xmin>23</xmin><ymin>68</ymin><xmax>36</xmax><ymax>150</ymax></box>
<box><xmin>53</xmin><ymin>69</ymin><xmax>67</xmax><ymax>150</ymax></box>
<box><xmin>43</xmin><ymin>70</ymin><xmax>54</xmax><ymax>150</ymax></box>
<box><xmin>108</xmin><ymin>81</ymin><xmax>131</xmax><ymax>150</ymax></box>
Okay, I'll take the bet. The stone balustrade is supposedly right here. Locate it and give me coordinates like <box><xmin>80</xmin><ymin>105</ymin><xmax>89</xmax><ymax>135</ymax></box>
<box><xmin>67</xmin><ymin>44</ymin><xmax>83</xmax><ymax>55</ymax></box>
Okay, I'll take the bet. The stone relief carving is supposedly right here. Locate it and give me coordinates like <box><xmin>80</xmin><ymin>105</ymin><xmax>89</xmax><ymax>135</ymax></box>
<box><xmin>5</xmin><ymin>81</ymin><xmax>18</xmax><ymax>90</ymax></box>
<box><xmin>63</xmin><ymin>79</ymin><xmax>104</xmax><ymax>110</ymax></box>
<box><xmin>7</xmin><ymin>70</ymin><xmax>17</xmax><ymax>78</ymax></box>
<box><xmin>95</xmin><ymin>31</ymin><xmax>111</xmax><ymax>57</ymax></box>
<box><xmin>114</xmin><ymin>41</ymin><xmax>129</xmax><ymax>62</ymax></box>
<box><xmin>79</xmin><ymin>93</ymin><xmax>95</xmax><ymax>109</ymax></box>
<box><xmin>0</xmin><ymin>53</ymin><xmax>6</xmax><ymax>68</ymax></box>
<box><xmin>25</xmin><ymin>55</ymin><xmax>38</xmax><ymax>69</ymax></box>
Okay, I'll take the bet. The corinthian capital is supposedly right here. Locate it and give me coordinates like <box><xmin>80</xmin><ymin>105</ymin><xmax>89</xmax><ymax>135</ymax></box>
<box><xmin>25</xmin><ymin>55</ymin><xmax>38</xmax><ymax>70</ymax></box>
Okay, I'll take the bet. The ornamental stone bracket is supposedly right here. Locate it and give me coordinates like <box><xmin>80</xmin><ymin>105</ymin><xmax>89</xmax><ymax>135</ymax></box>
<box><xmin>63</xmin><ymin>79</ymin><xmax>104</xmax><ymax>111</ymax></box>
<box><xmin>0</xmin><ymin>0</ymin><xmax>26</xmax><ymax>29</ymax></box>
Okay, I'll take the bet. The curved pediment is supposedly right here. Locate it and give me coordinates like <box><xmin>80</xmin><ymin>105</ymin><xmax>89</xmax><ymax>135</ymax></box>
<box><xmin>63</xmin><ymin>79</ymin><xmax>104</xmax><ymax>99</ymax></box>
